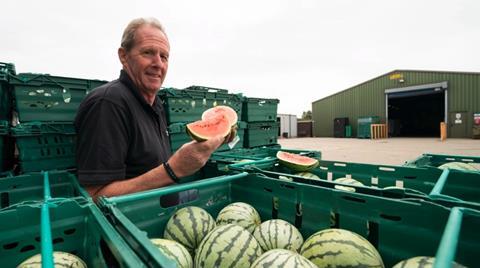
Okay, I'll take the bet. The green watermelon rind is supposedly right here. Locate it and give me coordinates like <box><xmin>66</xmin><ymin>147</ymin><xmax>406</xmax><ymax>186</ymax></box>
<box><xmin>300</xmin><ymin>228</ymin><xmax>384</xmax><ymax>268</ymax></box>
<box><xmin>163</xmin><ymin>206</ymin><xmax>216</xmax><ymax>255</ymax></box>
<box><xmin>150</xmin><ymin>238</ymin><xmax>193</xmax><ymax>268</ymax></box>
<box><xmin>252</xmin><ymin>219</ymin><xmax>304</xmax><ymax>252</ymax></box>
<box><xmin>194</xmin><ymin>224</ymin><xmax>263</xmax><ymax>268</ymax></box>
<box><xmin>216</xmin><ymin>202</ymin><xmax>261</xmax><ymax>233</ymax></box>
<box><xmin>17</xmin><ymin>251</ymin><xmax>87</xmax><ymax>268</ymax></box>
<box><xmin>251</xmin><ymin>249</ymin><xmax>317</xmax><ymax>268</ymax></box>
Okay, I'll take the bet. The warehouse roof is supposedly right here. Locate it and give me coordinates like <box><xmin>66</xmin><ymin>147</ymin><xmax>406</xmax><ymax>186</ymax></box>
<box><xmin>312</xmin><ymin>69</ymin><xmax>480</xmax><ymax>104</ymax></box>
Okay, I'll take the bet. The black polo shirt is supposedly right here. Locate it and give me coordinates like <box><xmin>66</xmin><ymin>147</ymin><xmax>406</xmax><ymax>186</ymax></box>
<box><xmin>74</xmin><ymin>70</ymin><xmax>172</xmax><ymax>186</ymax></box>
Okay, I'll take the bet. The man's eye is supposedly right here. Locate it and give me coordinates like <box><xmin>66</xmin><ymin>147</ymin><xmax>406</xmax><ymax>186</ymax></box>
<box><xmin>143</xmin><ymin>51</ymin><xmax>154</xmax><ymax>56</ymax></box>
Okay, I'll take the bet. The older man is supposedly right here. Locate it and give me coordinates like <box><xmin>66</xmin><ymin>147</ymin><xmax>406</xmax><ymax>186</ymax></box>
<box><xmin>75</xmin><ymin>18</ymin><xmax>227</xmax><ymax>200</ymax></box>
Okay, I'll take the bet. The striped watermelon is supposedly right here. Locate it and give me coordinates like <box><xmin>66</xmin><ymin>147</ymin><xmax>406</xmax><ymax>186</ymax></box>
<box><xmin>392</xmin><ymin>256</ymin><xmax>466</xmax><ymax>268</ymax></box>
<box><xmin>334</xmin><ymin>177</ymin><xmax>364</xmax><ymax>192</ymax></box>
<box><xmin>17</xmin><ymin>251</ymin><xmax>86</xmax><ymax>268</ymax></box>
<box><xmin>216</xmin><ymin>202</ymin><xmax>261</xmax><ymax>233</ymax></box>
<box><xmin>295</xmin><ymin>172</ymin><xmax>321</xmax><ymax>180</ymax></box>
<box><xmin>438</xmin><ymin>162</ymin><xmax>479</xmax><ymax>171</ymax></box>
<box><xmin>195</xmin><ymin>224</ymin><xmax>263</xmax><ymax>268</ymax></box>
<box><xmin>300</xmin><ymin>228</ymin><xmax>384</xmax><ymax>268</ymax></box>
<box><xmin>278</xmin><ymin>175</ymin><xmax>293</xmax><ymax>182</ymax></box>
<box><xmin>251</xmin><ymin>249</ymin><xmax>317</xmax><ymax>268</ymax></box>
<box><xmin>150</xmin><ymin>238</ymin><xmax>193</xmax><ymax>268</ymax></box>
<box><xmin>253</xmin><ymin>219</ymin><xmax>304</xmax><ymax>252</ymax></box>
<box><xmin>163</xmin><ymin>206</ymin><xmax>216</xmax><ymax>255</ymax></box>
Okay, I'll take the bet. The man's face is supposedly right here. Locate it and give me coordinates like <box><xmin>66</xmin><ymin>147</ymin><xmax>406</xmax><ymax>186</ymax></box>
<box><xmin>119</xmin><ymin>25</ymin><xmax>170</xmax><ymax>98</ymax></box>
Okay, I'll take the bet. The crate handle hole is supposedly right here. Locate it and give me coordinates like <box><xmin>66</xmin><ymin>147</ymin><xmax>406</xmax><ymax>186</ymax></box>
<box><xmin>403</xmin><ymin>176</ymin><xmax>417</xmax><ymax>180</ymax></box>
<box><xmin>3</xmin><ymin>242</ymin><xmax>19</xmax><ymax>250</ymax></box>
<box><xmin>52</xmin><ymin>237</ymin><xmax>64</xmax><ymax>244</ymax></box>
<box><xmin>264</xmin><ymin>187</ymin><xmax>273</xmax><ymax>193</ymax></box>
<box><xmin>35</xmin><ymin>237</ymin><xmax>40</xmax><ymax>242</ymax></box>
<box><xmin>342</xmin><ymin>196</ymin><xmax>366</xmax><ymax>203</ymax></box>
<box><xmin>380</xmin><ymin>214</ymin><xmax>402</xmax><ymax>221</ymax></box>
<box><xmin>64</xmin><ymin>228</ymin><xmax>76</xmax><ymax>235</ymax></box>
<box><xmin>20</xmin><ymin>245</ymin><xmax>35</xmax><ymax>252</ymax></box>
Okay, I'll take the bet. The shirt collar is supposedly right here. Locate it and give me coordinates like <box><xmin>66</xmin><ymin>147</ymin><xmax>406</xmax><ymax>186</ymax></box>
<box><xmin>119</xmin><ymin>70</ymin><xmax>162</xmax><ymax>114</ymax></box>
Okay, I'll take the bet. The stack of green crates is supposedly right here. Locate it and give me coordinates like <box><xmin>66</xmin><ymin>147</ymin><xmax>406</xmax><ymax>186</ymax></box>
<box><xmin>357</xmin><ymin>116</ymin><xmax>380</xmax><ymax>138</ymax></box>
<box><xmin>0</xmin><ymin>62</ymin><xmax>15</xmax><ymax>121</ymax></box>
<box><xmin>159</xmin><ymin>86</ymin><xmax>246</xmax><ymax>153</ymax></box>
<box><xmin>0</xmin><ymin>121</ymin><xmax>8</xmax><ymax>172</ymax></box>
<box><xmin>8</xmin><ymin>73</ymin><xmax>107</xmax><ymax>173</ymax></box>
<box><xmin>242</xmin><ymin>97</ymin><xmax>279</xmax><ymax>147</ymax></box>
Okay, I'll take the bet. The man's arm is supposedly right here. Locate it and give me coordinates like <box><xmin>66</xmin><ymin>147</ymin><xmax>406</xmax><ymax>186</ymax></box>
<box><xmin>85</xmin><ymin>135</ymin><xmax>226</xmax><ymax>201</ymax></box>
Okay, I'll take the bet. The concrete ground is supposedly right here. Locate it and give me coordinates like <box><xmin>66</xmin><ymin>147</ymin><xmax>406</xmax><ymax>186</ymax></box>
<box><xmin>278</xmin><ymin>137</ymin><xmax>480</xmax><ymax>165</ymax></box>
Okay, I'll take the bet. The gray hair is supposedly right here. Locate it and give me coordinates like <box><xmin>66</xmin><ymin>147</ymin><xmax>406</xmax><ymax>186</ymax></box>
<box><xmin>120</xmin><ymin>17</ymin><xmax>167</xmax><ymax>51</ymax></box>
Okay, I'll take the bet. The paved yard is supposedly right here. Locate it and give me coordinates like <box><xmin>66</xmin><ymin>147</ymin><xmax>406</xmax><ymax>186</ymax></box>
<box><xmin>278</xmin><ymin>137</ymin><xmax>480</xmax><ymax>165</ymax></box>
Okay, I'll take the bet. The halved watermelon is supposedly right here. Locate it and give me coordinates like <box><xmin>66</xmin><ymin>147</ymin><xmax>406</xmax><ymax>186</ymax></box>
<box><xmin>202</xmin><ymin>105</ymin><xmax>238</xmax><ymax>127</ymax></box>
<box><xmin>276</xmin><ymin>151</ymin><xmax>319</xmax><ymax>172</ymax></box>
<box><xmin>186</xmin><ymin>115</ymin><xmax>231</xmax><ymax>142</ymax></box>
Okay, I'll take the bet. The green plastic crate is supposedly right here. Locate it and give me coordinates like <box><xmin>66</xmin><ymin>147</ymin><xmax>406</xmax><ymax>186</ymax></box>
<box><xmin>357</xmin><ymin>116</ymin><xmax>380</xmax><ymax>138</ymax></box>
<box><xmin>230</xmin><ymin>158</ymin><xmax>480</xmax><ymax>209</ymax></box>
<box><xmin>168</xmin><ymin>121</ymin><xmax>247</xmax><ymax>153</ymax></box>
<box><xmin>11</xmin><ymin>122</ymin><xmax>76</xmax><ymax>173</ymax></box>
<box><xmin>158</xmin><ymin>86</ymin><xmax>243</xmax><ymax>124</ymax></box>
<box><xmin>0</xmin><ymin>199</ymin><xmax>146</xmax><ymax>268</ymax></box>
<box><xmin>242</xmin><ymin>97</ymin><xmax>279</xmax><ymax>122</ymax></box>
<box><xmin>0</xmin><ymin>170</ymin><xmax>88</xmax><ymax>209</ymax></box>
<box><xmin>245</xmin><ymin>121</ymin><xmax>279</xmax><ymax>147</ymax></box>
<box><xmin>404</xmin><ymin>153</ymin><xmax>480</xmax><ymax>170</ymax></box>
<box><xmin>9</xmin><ymin>73</ymin><xmax>107</xmax><ymax>122</ymax></box>
<box><xmin>99</xmin><ymin>173</ymin><xmax>479</xmax><ymax>267</ymax></box>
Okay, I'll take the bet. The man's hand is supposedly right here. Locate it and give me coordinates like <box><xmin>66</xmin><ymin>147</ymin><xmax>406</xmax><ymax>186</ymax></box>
<box><xmin>167</xmin><ymin>135</ymin><xmax>225</xmax><ymax>178</ymax></box>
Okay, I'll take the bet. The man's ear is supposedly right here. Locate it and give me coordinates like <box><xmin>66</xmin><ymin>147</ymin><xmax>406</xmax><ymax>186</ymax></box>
<box><xmin>118</xmin><ymin>47</ymin><xmax>127</xmax><ymax>66</ymax></box>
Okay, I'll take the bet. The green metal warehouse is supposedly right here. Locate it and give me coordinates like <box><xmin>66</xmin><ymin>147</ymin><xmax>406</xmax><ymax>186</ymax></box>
<box><xmin>312</xmin><ymin>70</ymin><xmax>480</xmax><ymax>138</ymax></box>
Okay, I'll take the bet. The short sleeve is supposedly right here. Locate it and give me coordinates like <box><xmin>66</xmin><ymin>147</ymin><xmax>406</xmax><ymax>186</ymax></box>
<box><xmin>75</xmin><ymin>98</ymin><xmax>131</xmax><ymax>186</ymax></box>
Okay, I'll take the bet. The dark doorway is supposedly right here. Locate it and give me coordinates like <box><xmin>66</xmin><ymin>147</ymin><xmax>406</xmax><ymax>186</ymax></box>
<box><xmin>388</xmin><ymin>90</ymin><xmax>445</xmax><ymax>137</ymax></box>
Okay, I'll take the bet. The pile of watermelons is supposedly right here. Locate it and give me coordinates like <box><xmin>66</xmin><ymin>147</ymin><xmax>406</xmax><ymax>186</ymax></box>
<box><xmin>149</xmin><ymin>202</ymin><xmax>463</xmax><ymax>268</ymax></box>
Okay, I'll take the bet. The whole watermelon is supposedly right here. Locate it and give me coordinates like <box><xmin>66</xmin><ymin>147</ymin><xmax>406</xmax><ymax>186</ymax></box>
<box><xmin>300</xmin><ymin>228</ymin><xmax>384</xmax><ymax>268</ymax></box>
<box><xmin>163</xmin><ymin>206</ymin><xmax>216</xmax><ymax>255</ymax></box>
<box><xmin>195</xmin><ymin>224</ymin><xmax>263</xmax><ymax>268</ymax></box>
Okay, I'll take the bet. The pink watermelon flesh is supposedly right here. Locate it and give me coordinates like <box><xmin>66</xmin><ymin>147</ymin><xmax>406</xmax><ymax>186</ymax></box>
<box><xmin>202</xmin><ymin>106</ymin><xmax>238</xmax><ymax>127</ymax></box>
<box><xmin>276</xmin><ymin>151</ymin><xmax>319</xmax><ymax>172</ymax></box>
<box><xmin>186</xmin><ymin>115</ymin><xmax>231</xmax><ymax>142</ymax></box>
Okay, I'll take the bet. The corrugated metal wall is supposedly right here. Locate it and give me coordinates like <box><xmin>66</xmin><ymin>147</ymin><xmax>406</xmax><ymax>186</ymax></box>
<box><xmin>312</xmin><ymin>70</ymin><xmax>480</xmax><ymax>138</ymax></box>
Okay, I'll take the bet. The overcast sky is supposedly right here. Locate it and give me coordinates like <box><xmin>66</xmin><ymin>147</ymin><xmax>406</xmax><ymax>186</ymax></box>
<box><xmin>1</xmin><ymin>0</ymin><xmax>478</xmax><ymax>117</ymax></box>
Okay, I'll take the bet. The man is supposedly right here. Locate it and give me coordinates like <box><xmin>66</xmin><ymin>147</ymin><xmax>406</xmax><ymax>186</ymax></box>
<box><xmin>75</xmin><ymin>17</ymin><xmax>230</xmax><ymax>201</ymax></box>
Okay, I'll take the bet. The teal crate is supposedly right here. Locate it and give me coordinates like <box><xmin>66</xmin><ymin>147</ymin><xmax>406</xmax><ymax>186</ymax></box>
<box><xmin>231</xmin><ymin>158</ymin><xmax>480</xmax><ymax>208</ymax></box>
<box><xmin>158</xmin><ymin>86</ymin><xmax>243</xmax><ymax>124</ymax></box>
<box><xmin>99</xmin><ymin>173</ymin><xmax>479</xmax><ymax>267</ymax></box>
<box><xmin>9</xmin><ymin>73</ymin><xmax>107</xmax><ymax>122</ymax></box>
<box><xmin>168</xmin><ymin>121</ymin><xmax>247</xmax><ymax>153</ymax></box>
<box><xmin>357</xmin><ymin>116</ymin><xmax>380</xmax><ymax>138</ymax></box>
<box><xmin>0</xmin><ymin>170</ymin><xmax>88</xmax><ymax>209</ymax></box>
<box><xmin>0</xmin><ymin>199</ymin><xmax>146</xmax><ymax>268</ymax></box>
<box><xmin>404</xmin><ymin>153</ymin><xmax>480</xmax><ymax>171</ymax></box>
<box><xmin>242</xmin><ymin>97</ymin><xmax>279</xmax><ymax>122</ymax></box>
<box><xmin>245</xmin><ymin>121</ymin><xmax>279</xmax><ymax>147</ymax></box>
<box><xmin>11</xmin><ymin>122</ymin><xmax>76</xmax><ymax>173</ymax></box>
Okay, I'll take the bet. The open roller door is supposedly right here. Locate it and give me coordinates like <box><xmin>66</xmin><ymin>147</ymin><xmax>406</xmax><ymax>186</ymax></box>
<box><xmin>385</xmin><ymin>82</ymin><xmax>447</xmax><ymax>137</ymax></box>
